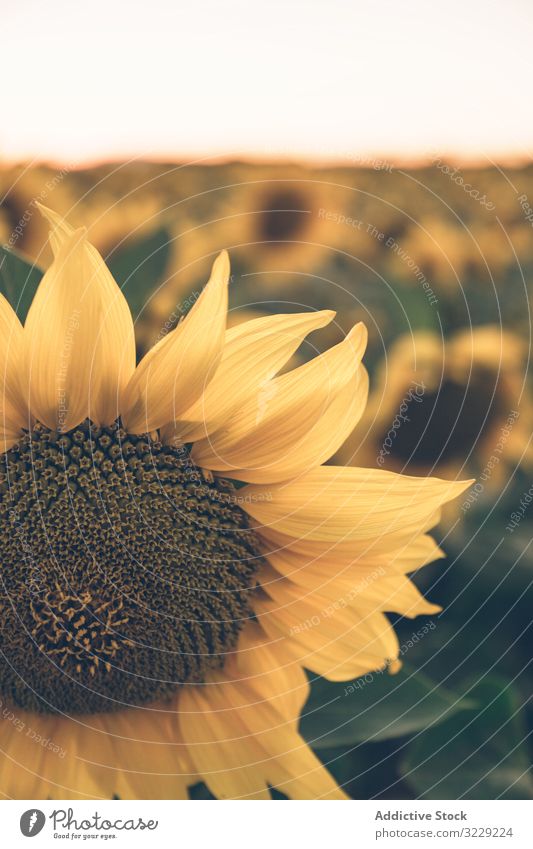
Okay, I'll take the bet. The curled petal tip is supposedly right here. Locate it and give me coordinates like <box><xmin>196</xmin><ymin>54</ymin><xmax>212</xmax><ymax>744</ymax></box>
<box><xmin>34</xmin><ymin>203</ymin><xmax>75</xmax><ymax>255</ymax></box>
<box><xmin>388</xmin><ymin>658</ymin><xmax>402</xmax><ymax>675</ymax></box>
<box><xmin>308</xmin><ymin>308</ymin><xmax>336</xmax><ymax>329</ymax></box>
<box><xmin>35</xmin><ymin>201</ymin><xmax>62</xmax><ymax>225</ymax></box>
<box><xmin>457</xmin><ymin>478</ymin><xmax>476</xmax><ymax>493</ymax></box>
<box><xmin>434</xmin><ymin>477</ymin><xmax>476</xmax><ymax>504</ymax></box>
<box><xmin>347</xmin><ymin>320</ymin><xmax>367</xmax><ymax>339</ymax></box>
<box><xmin>212</xmin><ymin>249</ymin><xmax>230</xmax><ymax>283</ymax></box>
<box><xmin>346</xmin><ymin>321</ymin><xmax>368</xmax><ymax>355</ymax></box>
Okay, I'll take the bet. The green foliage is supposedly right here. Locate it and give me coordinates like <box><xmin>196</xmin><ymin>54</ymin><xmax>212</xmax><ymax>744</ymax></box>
<box><xmin>400</xmin><ymin>678</ymin><xmax>533</xmax><ymax>799</ymax></box>
<box><xmin>107</xmin><ymin>227</ymin><xmax>172</xmax><ymax>320</ymax></box>
<box><xmin>0</xmin><ymin>246</ymin><xmax>43</xmax><ymax>322</ymax></box>
<box><xmin>301</xmin><ymin>663</ymin><xmax>474</xmax><ymax>749</ymax></box>
<box><xmin>0</xmin><ymin>229</ymin><xmax>173</xmax><ymax>326</ymax></box>
<box><xmin>188</xmin><ymin>781</ymin><xmax>216</xmax><ymax>800</ymax></box>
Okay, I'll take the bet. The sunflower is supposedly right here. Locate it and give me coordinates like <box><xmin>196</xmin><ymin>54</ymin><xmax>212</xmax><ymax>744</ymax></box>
<box><xmin>0</xmin><ymin>166</ymin><xmax>71</xmax><ymax>258</ymax></box>
<box><xmin>386</xmin><ymin>216</ymin><xmax>471</xmax><ymax>291</ymax></box>
<box><xmin>139</xmin><ymin>170</ymin><xmax>369</xmax><ymax>351</ymax></box>
<box><xmin>0</xmin><ymin>205</ymin><xmax>470</xmax><ymax>800</ymax></box>
<box><xmin>335</xmin><ymin>327</ymin><xmax>532</xmax><ymax>488</ymax></box>
<box><xmin>0</xmin><ymin>164</ymin><xmax>163</xmax><ymax>272</ymax></box>
<box><xmin>222</xmin><ymin>176</ymin><xmax>357</xmax><ymax>275</ymax></box>
<box><xmin>63</xmin><ymin>193</ymin><xmax>162</xmax><ymax>266</ymax></box>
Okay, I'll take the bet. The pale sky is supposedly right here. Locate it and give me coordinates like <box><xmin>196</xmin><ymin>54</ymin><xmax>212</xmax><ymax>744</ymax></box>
<box><xmin>1</xmin><ymin>0</ymin><xmax>532</xmax><ymax>165</ymax></box>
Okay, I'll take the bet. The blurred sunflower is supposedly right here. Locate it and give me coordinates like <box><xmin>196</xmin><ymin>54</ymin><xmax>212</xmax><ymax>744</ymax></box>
<box><xmin>0</xmin><ymin>206</ymin><xmax>10</xmax><ymax>246</ymax></box>
<box><xmin>0</xmin><ymin>166</ymin><xmax>72</xmax><ymax>259</ymax></box>
<box><xmin>0</xmin><ymin>206</ymin><xmax>469</xmax><ymax>800</ymax></box>
<box><xmin>0</xmin><ymin>165</ymin><xmax>163</xmax><ymax>269</ymax></box>
<box><xmin>140</xmin><ymin>175</ymin><xmax>365</xmax><ymax>347</ymax></box>
<box><xmin>224</xmin><ymin>179</ymin><xmax>356</xmax><ymax>274</ymax></box>
<box><xmin>394</xmin><ymin>214</ymin><xmax>530</xmax><ymax>290</ymax></box>
<box><xmin>392</xmin><ymin>216</ymin><xmax>472</xmax><ymax>289</ymax></box>
<box><xmin>64</xmin><ymin>191</ymin><xmax>163</xmax><ymax>263</ymax></box>
<box><xmin>335</xmin><ymin>326</ymin><xmax>532</xmax><ymax>486</ymax></box>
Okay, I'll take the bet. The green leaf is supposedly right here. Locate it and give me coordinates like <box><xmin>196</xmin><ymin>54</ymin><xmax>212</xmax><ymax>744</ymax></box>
<box><xmin>300</xmin><ymin>662</ymin><xmax>474</xmax><ymax>749</ymax></box>
<box><xmin>0</xmin><ymin>246</ymin><xmax>43</xmax><ymax>322</ymax></box>
<box><xmin>315</xmin><ymin>741</ymin><xmax>415</xmax><ymax>800</ymax></box>
<box><xmin>107</xmin><ymin>227</ymin><xmax>172</xmax><ymax>320</ymax></box>
<box><xmin>400</xmin><ymin>677</ymin><xmax>533</xmax><ymax>799</ymax></box>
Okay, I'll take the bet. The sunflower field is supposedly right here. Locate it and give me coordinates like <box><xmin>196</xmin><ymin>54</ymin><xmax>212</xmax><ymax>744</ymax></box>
<box><xmin>0</xmin><ymin>159</ymin><xmax>531</xmax><ymax>800</ymax></box>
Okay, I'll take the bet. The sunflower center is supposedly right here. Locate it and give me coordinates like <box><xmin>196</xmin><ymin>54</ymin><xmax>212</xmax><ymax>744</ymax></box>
<box><xmin>381</xmin><ymin>368</ymin><xmax>505</xmax><ymax>467</ymax></box>
<box><xmin>0</xmin><ymin>421</ymin><xmax>262</xmax><ymax>715</ymax></box>
<box><xmin>258</xmin><ymin>189</ymin><xmax>308</xmax><ymax>243</ymax></box>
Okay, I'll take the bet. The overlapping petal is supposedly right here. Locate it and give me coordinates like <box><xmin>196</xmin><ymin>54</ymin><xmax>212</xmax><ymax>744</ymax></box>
<box><xmin>260</xmin><ymin>561</ymin><xmax>440</xmax><ymax>624</ymax></box>
<box><xmin>162</xmin><ymin>309</ymin><xmax>336</xmax><ymax>443</ymax></box>
<box><xmin>100</xmin><ymin>703</ymin><xmax>195</xmax><ymax>799</ymax></box>
<box><xmin>179</xmin><ymin>628</ymin><xmax>346</xmax><ymax>799</ymax></box>
<box><xmin>0</xmin><ymin>710</ymin><xmax>111</xmax><ymax>799</ymax></box>
<box><xmin>256</xmin><ymin>510</ymin><xmax>445</xmax><ymax>562</ymax></box>
<box><xmin>0</xmin><ymin>703</ymin><xmax>196</xmax><ymax>800</ymax></box>
<box><xmin>255</xmin><ymin>581</ymin><xmax>400</xmax><ymax>682</ymax></box>
<box><xmin>262</xmin><ymin>531</ymin><xmax>443</xmax><ymax>579</ymax></box>
<box><xmin>121</xmin><ymin>252</ymin><xmax>229</xmax><ymax>433</ymax></box>
<box><xmin>242</xmin><ymin>466</ymin><xmax>472</xmax><ymax>543</ymax></box>
<box><xmin>192</xmin><ymin>323</ymin><xmax>368</xmax><ymax>481</ymax></box>
<box><xmin>30</xmin><ymin>204</ymin><xmax>136</xmax><ymax>427</ymax></box>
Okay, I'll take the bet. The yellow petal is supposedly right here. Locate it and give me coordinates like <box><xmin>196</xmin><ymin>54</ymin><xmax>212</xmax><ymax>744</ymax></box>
<box><xmin>36</xmin><ymin>204</ymin><xmax>136</xmax><ymax>426</ymax></box>
<box><xmin>265</xmin><ymin>531</ymin><xmax>443</xmax><ymax>582</ymax></box>
<box><xmin>162</xmin><ymin>309</ymin><xmax>336</xmax><ymax>443</ymax></box>
<box><xmin>256</xmin><ymin>583</ymin><xmax>400</xmax><ymax>682</ymax></box>
<box><xmin>100</xmin><ymin>703</ymin><xmax>194</xmax><ymax>800</ymax></box>
<box><xmin>0</xmin><ymin>703</ymin><xmax>195</xmax><ymax>800</ymax></box>
<box><xmin>255</xmin><ymin>558</ymin><xmax>438</xmax><ymax>679</ymax></box>
<box><xmin>24</xmin><ymin>226</ymin><xmax>135</xmax><ymax>430</ymax></box>
<box><xmin>192</xmin><ymin>322</ymin><xmax>367</xmax><ymax>477</ymax></box>
<box><xmin>257</xmin><ymin>512</ymin><xmax>444</xmax><ymax>562</ymax></box>
<box><xmin>260</xmin><ymin>560</ymin><xmax>440</xmax><ymax>621</ymax></box>
<box><xmin>362</xmin><ymin>573</ymin><xmax>441</xmax><ymax>617</ymax></box>
<box><xmin>121</xmin><ymin>251</ymin><xmax>229</xmax><ymax>433</ymax></box>
<box><xmin>234</xmin><ymin>621</ymin><xmax>311</xmax><ymax>724</ymax></box>
<box><xmin>242</xmin><ymin>466</ymin><xmax>472</xmax><ymax>543</ymax></box>
<box><xmin>179</xmin><ymin>684</ymin><xmax>272</xmax><ymax>799</ymax></box>
<box><xmin>220</xmin><ymin>681</ymin><xmax>347</xmax><ymax>799</ymax></box>
<box><xmin>0</xmin><ymin>293</ymin><xmax>26</xmax><ymax>449</ymax></box>
<box><xmin>213</xmin><ymin>365</ymin><xmax>368</xmax><ymax>484</ymax></box>
<box><xmin>35</xmin><ymin>202</ymin><xmax>75</xmax><ymax>255</ymax></box>
<box><xmin>0</xmin><ymin>709</ymin><xmax>109</xmax><ymax>799</ymax></box>
<box><xmin>0</xmin><ymin>710</ymin><xmax>49</xmax><ymax>798</ymax></box>
<box><xmin>179</xmin><ymin>660</ymin><xmax>346</xmax><ymax>799</ymax></box>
